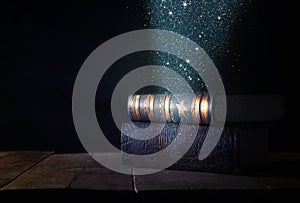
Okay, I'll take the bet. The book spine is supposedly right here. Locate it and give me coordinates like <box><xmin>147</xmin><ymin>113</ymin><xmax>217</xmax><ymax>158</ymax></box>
<box><xmin>128</xmin><ymin>92</ymin><xmax>211</xmax><ymax>125</ymax></box>
<box><xmin>128</xmin><ymin>93</ymin><xmax>285</xmax><ymax>124</ymax></box>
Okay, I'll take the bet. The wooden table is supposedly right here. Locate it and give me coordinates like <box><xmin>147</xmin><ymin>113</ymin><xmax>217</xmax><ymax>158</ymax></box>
<box><xmin>1</xmin><ymin>151</ymin><xmax>299</xmax><ymax>201</ymax></box>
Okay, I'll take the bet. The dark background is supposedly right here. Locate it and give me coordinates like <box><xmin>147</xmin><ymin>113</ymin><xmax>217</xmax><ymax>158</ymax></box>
<box><xmin>0</xmin><ymin>1</ymin><xmax>296</xmax><ymax>153</ymax></box>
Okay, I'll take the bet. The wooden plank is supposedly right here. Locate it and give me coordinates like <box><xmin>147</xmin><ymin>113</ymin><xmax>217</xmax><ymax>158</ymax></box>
<box><xmin>257</xmin><ymin>177</ymin><xmax>300</xmax><ymax>189</ymax></box>
<box><xmin>133</xmin><ymin>169</ymin><xmax>265</xmax><ymax>191</ymax></box>
<box><xmin>68</xmin><ymin>153</ymin><xmax>133</xmax><ymax>190</ymax></box>
<box><xmin>70</xmin><ymin>167</ymin><xmax>132</xmax><ymax>191</ymax></box>
<box><xmin>2</xmin><ymin>153</ymin><xmax>90</xmax><ymax>190</ymax></box>
<box><xmin>2</xmin><ymin>152</ymin><xmax>299</xmax><ymax>191</ymax></box>
<box><xmin>0</xmin><ymin>151</ymin><xmax>53</xmax><ymax>188</ymax></box>
<box><xmin>85</xmin><ymin>153</ymin><xmax>117</xmax><ymax>168</ymax></box>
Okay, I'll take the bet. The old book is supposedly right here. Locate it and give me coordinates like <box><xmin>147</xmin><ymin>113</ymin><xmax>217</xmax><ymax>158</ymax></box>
<box><xmin>121</xmin><ymin>122</ymin><xmax>268</xmax><ymax>173</ymax></box>
<box><xmin>128</xmin><ymin>93</ymin><xmax>284</xmax><ymax>124</ymax></box>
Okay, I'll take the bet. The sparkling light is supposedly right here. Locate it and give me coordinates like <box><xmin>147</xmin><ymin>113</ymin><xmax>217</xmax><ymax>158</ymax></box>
<box><xmin>134</xmin><ymin>0</ymin><xmax>253</xmax><ymax>92</ymax></box>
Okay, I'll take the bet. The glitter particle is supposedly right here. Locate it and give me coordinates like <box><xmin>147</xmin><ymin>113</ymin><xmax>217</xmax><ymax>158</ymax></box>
<box><xmin>141</xmin><ymin>0</ymin><xmax>252</xmax><ymax>91</ymax></box>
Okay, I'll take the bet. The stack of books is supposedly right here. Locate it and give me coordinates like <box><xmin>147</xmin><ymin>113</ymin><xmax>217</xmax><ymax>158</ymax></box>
<box><xmin>121</xmin><ymin>93</ymin><xmax>283</xmax><ymax>173</ymax></box>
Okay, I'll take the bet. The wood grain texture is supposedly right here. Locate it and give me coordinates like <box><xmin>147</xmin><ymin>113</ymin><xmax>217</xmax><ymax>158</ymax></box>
<box><xmin>1</xmin><ymin>152</ymin><xmax>300</xmax><ymax>191</ymax></box>
<box><xmin>70</xmin><ymin>167</ymin><xmax>132</xmax><ymax>191</ymax></box>
<box><xmin>132</xmin><ymin>169</ymin><xmax>266</xmax><ymax>191</ymax></box>
<box><xmin>0</xmin><ymin>151</ymin><xmax>53</xmax><ymax>188</ymax></box>
<box><xmin>257</xmin><ymin>177</ymin><xmax>300</xmax><ymax>189</ymax></box>
<box><xmin>2</xmin><ymin>153</ymin><xmax>89</xmax><ymax>190</ymax></box>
